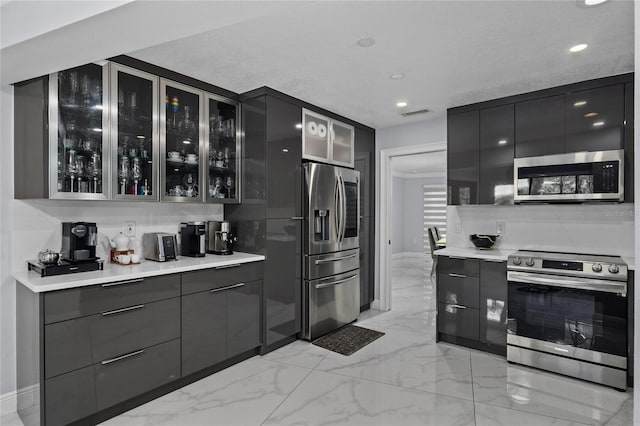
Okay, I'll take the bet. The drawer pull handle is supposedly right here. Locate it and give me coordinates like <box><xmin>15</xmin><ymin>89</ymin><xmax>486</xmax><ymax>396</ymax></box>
<box><xmin>101</xmin><ymin>304</ymin><xmax>145</xmax><ymax>317</ymax></box>
<box><xmin>210</xmin><ymin>282</ymin><xmax>246</xmax><ymax>293</ymax></box>
<box><xmin>214</xmin><ymin>264</ymin><xmax>241</xmax><ymax>270</ymax></box>
<box><xmin>448</xmin><ymin>273</ymin><xmax>467</xmax><ymax>278</ymax></box>
<box><xmin>448</xmin><ymin>256</ymin><xmax>467</xmax><ymax>260</ymax></box>
<box><xmin>315</xmin><ymin>253</ymin><xmax>358</xmax><ymax>264</ymax></box>
<box><xmin>290</xmin><ymin>217</ymin><xmax>304</xmax><ymax>220</ymax></box>
<box><xmin>483</xmin><ymin>259</ymin><xmax>505</xmax><ymax>263</ymax></box>
<box><xmin>447</xmin><ymin>304</ymin><xmax>467</xmax><ymax>310</ymax></box>
<box><xmin>101</xmin><ymin>278</ymin><xmax>144</xmax><ymax>288</ymax></box>
<box><xmin>315</xmin><ymin>274</ymin><xmax>358</xmax><ymax>289</ymax></box>
<box><xmin>69</xmin><ymin>267</ymin><xmax>79</xmax><ymax>271</ymax></box>
<box><xmin>101</xmin><ymin>349</ymin><xmax>145</xmax><ymax>365</ymax></box>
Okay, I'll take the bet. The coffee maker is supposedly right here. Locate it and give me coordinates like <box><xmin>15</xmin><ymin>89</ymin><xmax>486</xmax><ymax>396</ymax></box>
<box><xmin>61</xmin><ymin>222</ymin><xmax>98</xmax><ymax>262</ymax></box>
<box><xmin>207</xmin><ymin>221</ymin><xmax>235</xmax><ymax>255</ymax></box>
<box><xmin>180</xmin><ymin>222</ymin><xmax>206</xmax><ymax>257</ymax></box>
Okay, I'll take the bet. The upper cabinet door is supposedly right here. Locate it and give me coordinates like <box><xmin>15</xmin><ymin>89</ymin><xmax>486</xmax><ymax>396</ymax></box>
<box><xmin>302</xmin><ymin>109</ymin><xmax>330</xmax><ymax>162</ymax></box>
<box><xmin>479</xmin><ymin>104</ymin><xmax>514</xmax><ymax>205</ymax></box>
<box><xmin>110</xmin><ymin>64</ymin><xmax>159</xmax><ymax>201</ymax></box>
<box><xmin>447</xmin><ymin>110</ymin><xmax>479</xmax><ymax>205</ymax></box>
<box><xmin>302</xmin><ymin>108</ymin><xmax>354</xmax><ymax>167</ymax></box>
<box><xmin>204</xmin><ymin>93</ymin><xmax>240</xmax><ymax>203</ymax></box>
<box><xmin>160</xmin><ymin>79</ymin><xmax>204</xmax><ymax>202</ymax></box>
<box><xmin>515</xmin><ymin>95</ymin><xmax>565</xmax><ymax>158</ymax></box>
<box><xmin>330</xmin><ymin>119</ymin><xmax>355</xmax><ymax>167</ymax></box>
<box><xmin>50</xmin><ymin>63</ymin><xmax>110</xmax><ymax>199</ymax></box>
<box><xmin>565</xmin><ymin>84</ymin><xmax>624</xmax><ymax>153</ymax></box>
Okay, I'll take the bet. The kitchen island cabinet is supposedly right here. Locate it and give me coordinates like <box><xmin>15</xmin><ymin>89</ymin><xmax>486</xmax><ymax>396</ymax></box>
<box><xmin>15</xmin><ymin>255</ymin><xmax>263</xmax><ymax>426</ymax></box>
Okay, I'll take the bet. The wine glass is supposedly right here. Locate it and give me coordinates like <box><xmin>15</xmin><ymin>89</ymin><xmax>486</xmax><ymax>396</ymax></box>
<box><xmin>67</xmin><ymin>150</ymin><xmax>78</xmax><ymax>192</ymax></box>
<box><xmin>132</xmin><ymin>157</ymin><xmax>142</xmax><ymax>195</ymax></box>
<box><xmin>90</xmin><ymin>153</ymin><xmax>101</xmax><ymax>193</ymax></box>
<box><xmin>119</xmin><ymin>156</ymin><xmax>130</xmax><ymax>195</ymax></box>
<box><xmin>76</xmin><ymin>156</ymin><xmax>87</xmax><ymax>192</ymax></box>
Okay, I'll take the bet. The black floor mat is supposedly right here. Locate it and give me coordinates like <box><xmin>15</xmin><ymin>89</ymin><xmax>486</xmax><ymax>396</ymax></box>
<box><xmin>312</xmin><ymin>325</ymin><xmax>385</xmax><ymax>356</ymax></box>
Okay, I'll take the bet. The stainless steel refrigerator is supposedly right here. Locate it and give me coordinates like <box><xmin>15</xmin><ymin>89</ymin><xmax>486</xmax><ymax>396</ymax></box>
<box><xmin>302</xmin><ymin>162</ymin><xmax>360</xmax><ymax>340</ymax></box>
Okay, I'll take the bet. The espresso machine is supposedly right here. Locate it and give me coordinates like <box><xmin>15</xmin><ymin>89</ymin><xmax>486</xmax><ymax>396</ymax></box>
<box><xmin>207</xmin><ymin>221</ymin><xmax>235</xmax><ymax>255</ymax></box>
<box><xmin>61</xmin><ymin>222</ymin><xmax>98</xmax><ymax>261</ymax></box>
<box><xmin>180</xmin><ymin>222</ymin><xmax>206</xmax><ymax>257</ymax></box>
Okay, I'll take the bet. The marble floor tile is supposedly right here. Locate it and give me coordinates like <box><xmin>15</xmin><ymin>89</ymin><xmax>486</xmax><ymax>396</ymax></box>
<box><xmin>474</xmin><ymin>402</ymin><xmax>590</xmax><ymax>426</ymax></box>
<box><xmin>262</xmin><ymin>339</ymin><xmax>329</xmax><ymax>370</ymax></box>
<box><xmin>471</xmin><ymin>351</ymin><xmax>631</xmax><ymax>425</ymax></box>
<box><xmin>0</xmin><ymin>413</ymin><xmax>24</xmax><ymax>426</ymax></box>
<box><xmin>99</xmin><ymin>357</ymin><xmax>311</xmax><ymax>426</ymax></box>
<box><xmin>263</xmin><ymin>370</ymin><xmax>476</xmax><ymax>426</ymax></box>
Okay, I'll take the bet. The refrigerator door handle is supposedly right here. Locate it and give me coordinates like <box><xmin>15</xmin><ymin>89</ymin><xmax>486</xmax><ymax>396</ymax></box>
<box><xmin>334</xmin><ymin>176</ymin><xmax>341</xmax><ymax>242</ymax></box>
<box><xmin>338</xmin><ymin>175</ymin><xmax>346</xmax><ymax>243</ymax></box>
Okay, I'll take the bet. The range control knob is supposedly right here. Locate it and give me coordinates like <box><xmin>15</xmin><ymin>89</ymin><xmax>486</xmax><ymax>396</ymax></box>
<box><xmin>608</xmin><ymin>264</ymin><xmax>620</xmax><ymax>274</ymax></box>
<box><xmin>592</xmin><ymin>263</ymin><xmax>602</xmax><ymax>273</ymax></box>
<box><xmin>525</xmin><ymin>258</ymin><xmax>535</xmax><ymax>267</ymax></box>
<box><xmin>512</xmin><ymin>257</ymin><xmax>522</xmax><ymax>265</ymax></box>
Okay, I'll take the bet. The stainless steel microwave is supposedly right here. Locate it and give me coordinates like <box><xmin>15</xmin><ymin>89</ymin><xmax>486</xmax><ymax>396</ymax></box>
<box><xmin>514</xmin><ymin>149</ymin><xmax>624</xmax><ymax>203</ymax></box>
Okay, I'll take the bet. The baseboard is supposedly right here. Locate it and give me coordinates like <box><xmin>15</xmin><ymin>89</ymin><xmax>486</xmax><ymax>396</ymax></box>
<box><xmin>370</xmin><ymin>299</ymin><xmax>381</xmax><ymax>310</ymax></box>
<box><xmin>392</xmin><ymin>252</ymin><xmax>428</xmax><ymax>260</ymax></box>
<box><xmin>2</xmin><ymin>384</ymin><xmax>40</xmax><ymax>417</ymax></box>
<box><xmin>0</xmin><ymin>389</ymin><xmax>16</xmax><ymax>416</ymax></box>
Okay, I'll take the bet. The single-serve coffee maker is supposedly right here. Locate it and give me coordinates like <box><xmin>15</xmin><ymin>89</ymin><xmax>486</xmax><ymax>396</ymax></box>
<box><xmin>61</xmin><ymin>222</ymin><xmax>98</xmax><ymax>262</ymax></box>
<box><xmin>180</xmin><ymin>222</ymin><xmax>206</xmax><ymax>257</ymax></box>
<box><xmin>207</xmin><ymin>221</ymin><xmax>234</xmax><ymax>255</ymax></box>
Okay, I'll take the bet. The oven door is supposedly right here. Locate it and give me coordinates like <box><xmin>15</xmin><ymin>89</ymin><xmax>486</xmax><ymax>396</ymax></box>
<box><xmin>507</xmin><ymin>271</ymin><xmax>627</xmax><ymax>366</ymax></box>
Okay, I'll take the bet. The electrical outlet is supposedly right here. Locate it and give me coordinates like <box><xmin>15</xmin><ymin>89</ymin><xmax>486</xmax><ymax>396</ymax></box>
<box><xmin>455</xmin><ymin>223</ymin><xmax>462</xmax><ymax>234</ymax></box>
<box><xmin>125</xmin><ymin>222</ymin><xmax>136</xmax><ymax>237</ymax></box>
<box><xmin>496</xmin><ymin>221</ymin><xmax>506</xmax><ymax>235</ymax></box>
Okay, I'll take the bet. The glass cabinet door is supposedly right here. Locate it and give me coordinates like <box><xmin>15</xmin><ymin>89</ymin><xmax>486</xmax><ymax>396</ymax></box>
<box><xmin>110</xmin><ymin>64</ymin><xmax>159</xmax><ymax>200</ymax></box>
<box><xmin>50</xmin><ymin>63</ymin><xmax>109</xmax><ymax>199</ymax></box>
<box><xmin>160</xmin><ymin>79</ymin><xmax>204</xmax><ymax>202</ymax></box>
<box><xmin>330</xmin><ymin>119</ymin><xmax>354</xmax><ymax>167</ymax></box>
<box><xmin>205</xmin><ymin>93</ymin><xmax>240</xmax><ymax>203</ymax></box>
<box><xmin>302</xmin><ymin>109</ymin><xmax>330</xmax><ymax>163</ymax></box>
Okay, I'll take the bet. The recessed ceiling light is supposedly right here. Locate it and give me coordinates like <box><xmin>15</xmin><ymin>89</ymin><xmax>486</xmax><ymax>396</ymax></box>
<box><xmin>183</xmin><ymin>140</ymin><xmax>191</xmax><ymax>144</ymax></box>
<box><xmin>574</xmin><ymin>101</ymin><xmax>587</xmax><ymax>107</ymax></box>
<box><xmin>593</xmin><ymin>121</ymin><xmax>605</xmax><ymax>127</ymax></box>
<box><xmin>498</xmin><ymin>140</ymin><xmax>508</xmax><ymax>145</ymax></box>
<box><xmin>390</xmin><ymin>72</ymin><xmax>405</xmax><ymax>80</ymax></box>
<box><xmin>585</xmin><ymin>0</ymin><xmax>608</xmax><ymax>5</ymax></box>
<box><xmin>356</xmin><ymin>37</ymin><xmax>375</xmax><ymax>48</ymax></box>
<box><xmin>569</xmin><ymin>44</ymin><xmax>588</xmax><ymax>53</ymax></box>
<box><xmin>584</xmin><ymin>112</ymin><xmax>599</xmax><ymax>117</ymax></box>
<box><xmin>396</xmin><ymin>101</ymin><xmax>408</xmax><ymax>108</ymax></box>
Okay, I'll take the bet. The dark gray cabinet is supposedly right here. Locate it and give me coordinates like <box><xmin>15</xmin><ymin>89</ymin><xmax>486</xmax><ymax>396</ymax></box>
<box><xmin>181</xmin><ymin>279</ymin><xmax>261</xmax><ymax>377</ymax></box>
<box><xmin>437</xmin><ymin>256</ymin><xmax>507</xmax><ymax>355</ymax></box>
<box><xmin>515</xmin><ymin>95</ymin><xmax>565</xmax><ymax>158</ymax></box>
<box><xmin>624</xmin><ymin>82</ymin><xmax>634</xmax><ymax>203</ymax></box>
<box><xmin>479</xmin><ymin>104</ymin><xmax>514</xmax><ymax>205</ymax></box>
<box><xmin>565</xmin><ymin>84</ymin><xmax>625</xmax><ymax>153</ymax></box>
<box><xmin>44</xmin><ymin>365</ymin><xmax>96</xmax><ymax>426</ymax></box>
<box><xmin>479</xmin><ymin>260</ymin><xmax>508</xmax><ymax>351</ymax></box>
<box><xmin>447</xmin><ymin>110</ymin><xmax>479</xmax><ymax>205</ymax></box>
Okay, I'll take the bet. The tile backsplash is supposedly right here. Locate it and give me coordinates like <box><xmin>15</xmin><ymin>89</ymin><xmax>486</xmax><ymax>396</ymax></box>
<box><xmin>447</xmin><ymin>203</ymin><xmax>634</xmax><ymax>257</ymax></box>
<box><xmin>12</xmin><ymin>199</ymin><xmax>223</xmax><ymax>271</ymax></box>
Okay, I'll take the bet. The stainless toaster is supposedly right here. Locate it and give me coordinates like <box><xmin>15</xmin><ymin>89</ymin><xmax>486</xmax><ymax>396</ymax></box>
<box><xmin>142</xmin><ymin>233</ymin><xmax>178</xmax><ymax>262</ymax></box>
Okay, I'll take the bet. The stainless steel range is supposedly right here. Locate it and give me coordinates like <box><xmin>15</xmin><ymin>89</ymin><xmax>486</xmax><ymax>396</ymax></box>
<box><xmin>507</xmin><ymin>251</ymin><xmax>628</xmax><ymax>390</ymax></box>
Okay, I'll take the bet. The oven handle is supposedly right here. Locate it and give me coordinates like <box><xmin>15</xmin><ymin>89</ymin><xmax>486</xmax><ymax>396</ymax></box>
<box><xmin>507</xmin><ymin>271</ymin><xmax>627</xmax><ymax>295</ymax></box>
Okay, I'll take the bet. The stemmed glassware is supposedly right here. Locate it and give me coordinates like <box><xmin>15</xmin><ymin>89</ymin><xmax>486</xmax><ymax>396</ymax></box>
<box><xmin>90</xmin><ymin>153</ymin><xmax>101</xmax><ymax>193</ymax></box>
<box><xmin>67</xmin><ymin>150</ymin><xmax>78</xmax><ymax>192</ymax></box>
<box><xmin>119</xmin><ymin>155</ymin><xmax>130</xmax><ymax>195</ymax></box>
<box><xmin>132</xmin><ymin>157</ymin><xmax>142</xmax><ymax>195</ymax></box>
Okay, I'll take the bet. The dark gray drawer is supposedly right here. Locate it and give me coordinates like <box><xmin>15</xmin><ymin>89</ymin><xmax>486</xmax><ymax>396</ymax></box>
<box><xmin>95</xmin><ymin>338</ymin><xmax>180</xmax><ymax>411</ymax></box>
<box><xmin>437</xmin><ymin>274</ymin><xmax>480</xmax><ymax>309</ymax></box>
<box><xmin>181</xmin><ymin>261</ymin><xmax>263</xmax><ymax>295</ymax></box>
<box><xmin>44</xmin><ymin>274</ymin><xmax>180</xmax><ymax>324</ymax></box>
<box><xmin>44</xmin><ymin>365</ymin><xmax>96</xmax><ymax>426</ymax></box>
<box><xmin>45</xmin><ymin>297</ymin><xmax>180</xmax><ymax>379</ymax></box>
<box><xmin>437</xmin><ymin>256</ymin><xmax>479</xmax><ymax>277</ymax></box>
<box><xmin>438</xmin><ymin>303</ymin><xmax>480</xmax><ymax>341</ymax></box>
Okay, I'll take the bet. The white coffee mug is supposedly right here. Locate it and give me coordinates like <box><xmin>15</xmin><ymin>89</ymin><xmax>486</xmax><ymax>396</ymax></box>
<box><xmin>116</xmin><ymin>254</ymin><xmax>131</xmax><ymax>264</ymax></box>
<box><xmin>130</xmin><ymin>254</ymin><xmax>140</xmax><ymax>263</ymax></box>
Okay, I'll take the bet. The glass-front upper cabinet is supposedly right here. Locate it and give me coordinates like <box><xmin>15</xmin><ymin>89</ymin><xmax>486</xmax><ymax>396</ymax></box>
<box><xmin>50</xmin><ymin>63</ymin><xmax>110</xmax><ymax>199</ymax></box>
<box><xmin>110</xmin><ymin>64</ymin><xmax>159</xmax><ymax>200</ymax></box>
<box><xmin>302</xmin><ymin>108</ymin><xmax>354</xmax><ymax>167</ymax></box>
<box><xmin>160</xmin><ymin>79</ymin><xmax>204</xmax><ymax>202</ymax></box>
<box><xmin>204</xmin><ymin>93</ymin><xmax>240</xmax><ymax>203</ymax></box>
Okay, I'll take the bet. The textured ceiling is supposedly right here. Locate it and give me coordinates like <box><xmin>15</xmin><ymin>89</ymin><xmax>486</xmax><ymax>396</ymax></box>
<box><xmin>130</xmin><ymin>0</ymin><xmax>635</xmax><ymax>129</ymax></box>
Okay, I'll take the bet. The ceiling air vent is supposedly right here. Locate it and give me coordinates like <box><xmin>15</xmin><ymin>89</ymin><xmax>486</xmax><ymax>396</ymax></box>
<box><xmin>401</xmin><ymin>108</ymin><xmax>430</xmax><ymax>117</ymax></box>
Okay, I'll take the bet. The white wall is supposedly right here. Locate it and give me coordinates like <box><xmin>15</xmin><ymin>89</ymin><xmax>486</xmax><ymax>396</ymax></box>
<box><xmin>447</xmin><ymin>204</ymin><xmax>634</xmax><ymax>259</ymax></box>
<box><xmin>375</xmin><ymin>117</ymin><xmax>447</xmax><ymax>299</ymax></box>
<box><xmin>391</xmin><ymin>177</ymin><xmax>405</xmax><ymax>254</ymax></box>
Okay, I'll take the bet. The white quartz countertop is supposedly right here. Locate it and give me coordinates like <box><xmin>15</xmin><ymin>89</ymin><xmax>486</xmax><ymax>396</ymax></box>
<box><xmin>434</xmin><ymin>247</ymin><xmax>513</xmax><ymax>262</ymax></box>
<box><xmin>13</xmin><ymin>252</ymin><xmax>265</xmax><ymax>293</ymax></box>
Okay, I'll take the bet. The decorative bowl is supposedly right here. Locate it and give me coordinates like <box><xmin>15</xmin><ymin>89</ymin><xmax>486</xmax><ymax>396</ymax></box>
<box><xmin>469</xmin><ymin>234</ymin><xmax>499</xmax><ymax>249</ymax></box>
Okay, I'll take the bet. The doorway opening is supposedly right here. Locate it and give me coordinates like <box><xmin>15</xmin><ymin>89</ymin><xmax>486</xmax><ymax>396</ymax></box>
<box><xmin>378</xmin><ymin>142</ymin><xmax>446</xmax><ymax>311</ymax></box>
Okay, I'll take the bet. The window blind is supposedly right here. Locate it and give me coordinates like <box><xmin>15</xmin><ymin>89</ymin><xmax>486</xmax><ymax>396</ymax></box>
<box><xmin>423</xmin><ymin>185</ymin><xmax>447</xmax><ymax>253</ymax></box>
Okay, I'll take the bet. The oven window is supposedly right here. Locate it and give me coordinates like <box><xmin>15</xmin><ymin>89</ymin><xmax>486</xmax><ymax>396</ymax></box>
<box><xmin>507</xmin><ymin>282</ymin><xmax>627</xmax><ymax>357</ymax></box>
